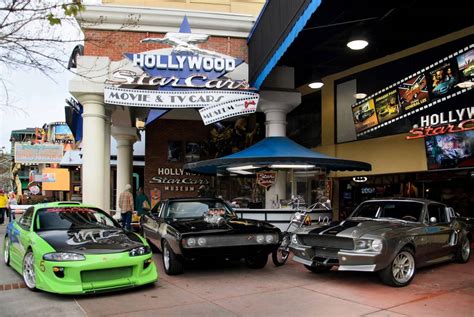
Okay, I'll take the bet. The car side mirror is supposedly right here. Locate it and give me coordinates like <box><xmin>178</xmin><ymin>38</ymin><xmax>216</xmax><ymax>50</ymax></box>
<box><xmin>430</xmin><ymin>217</ymin><xmax>437</xmax><ymax>224</ymax></box>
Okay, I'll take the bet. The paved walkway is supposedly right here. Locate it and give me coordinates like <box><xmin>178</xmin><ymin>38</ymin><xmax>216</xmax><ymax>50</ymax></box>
<box><xmin>1</xmin><ymin>224</ymin><xmax>473</xmax><ymax>316</ymax></box>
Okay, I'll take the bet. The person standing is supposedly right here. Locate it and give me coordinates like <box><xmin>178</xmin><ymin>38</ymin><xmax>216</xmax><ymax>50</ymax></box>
<box><xmin>119</xmin><ymin>184</ymin><xmax>134</xmax><ymax>231</ymax></box>
<box><xmin>135</xmin><ymin>187</ymin><xmax>150</xmax><ymax>216</ymax></box>
<box><xmin>7</xmin><ymin>192</ymin><xmax>18</xmax><ymax>222</ymax></box>
<box><xmin>0</xmin><ymin>190</ymin><xmax>8</xmax><ymax>225</ymax></box>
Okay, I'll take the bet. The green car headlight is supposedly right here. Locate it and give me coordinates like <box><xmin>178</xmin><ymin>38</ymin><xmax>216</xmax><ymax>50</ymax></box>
<box><xmin>129</xmin><ymin>246</ymin><xmax>151</xmax><ymax>257</ymax></box>
<box><xmin>43</xmin><ymin>252</ymin><xmax>86</xmax><ymax>261</ymax></box>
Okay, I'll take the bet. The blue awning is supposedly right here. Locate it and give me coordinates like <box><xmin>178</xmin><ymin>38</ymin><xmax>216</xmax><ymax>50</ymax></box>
<box><xmin>183</xmin><ymin>137</ymin><xmax>371</xmax><ymax>175</ymax></box>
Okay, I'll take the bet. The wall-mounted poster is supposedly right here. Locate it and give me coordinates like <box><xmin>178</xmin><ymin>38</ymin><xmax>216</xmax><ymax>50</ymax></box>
<box><xmin>398</xmin><ymin>74</ymin><xmax>429</xmax><ymax>111</ymax></box>
<box><xmin>456</xmin><ymin>48</ymin><xmax>474</xmax><ymax>78</ymax></box>
<box><xmin>352</xmin><ymin>99</ymin><xmax>378</xmax><ymax>133</ymax></box>
<box><xmin>428</xmin><ymin>62</ymin><xmax>458</xmax><ymax>98</ymax></box>
<box><xmin>375</xmin><ymin>89</ymin><xmax>401</xmax><ymax>123</ymax></box>
<box><xmin>425</xmin><ymin>131</ymin><xmax>474</xmax><ymax>170</ymax></box>
<box><xmin>185</xmin><ymin>142</ymin><xmax>200</xmax><ymax>162</ymax></box>
<box><xmin>167</xmin><ymin>141</ymin><xmax>182</xmax><ymax>162</ymax></box>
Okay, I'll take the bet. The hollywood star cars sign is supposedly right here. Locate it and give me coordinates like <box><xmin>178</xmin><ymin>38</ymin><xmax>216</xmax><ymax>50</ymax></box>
<box><xmin>104</xmin><ymin>17</ymin><xmax>258</xmax><ymax>125</ymax></box>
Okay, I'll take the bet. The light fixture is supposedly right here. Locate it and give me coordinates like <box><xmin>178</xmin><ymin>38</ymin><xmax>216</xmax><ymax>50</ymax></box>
<box><xmin>352</xmin><ymin>176</ymin><xmax>368</xmax><ymax>183</ymax></box>
<box><xmin>226</xmin><ymin>165</ymin><xmax>259</xmax><ymax>171</ymax></box>
<box><xmin>353</xmin><ymin>93</ymin><xmax>367</xmax><ymax>99</ymax></box>
<box><xmin>229</xmin><ymin>170</ymin><xmax>254</xmax><ymax>175</ymax></box>
<box><xmin>308</xmin><ymin>81</ymin><xmax>324</xmax><ymax>89</ymax></box>
<box><xmin>270</xmin><ymin>164</ymin><xmax>315</xmax><ymax>169</ymax></box>
<box><xmin>347</xmin><ymin>39</ymin><xmax>369</xmax><ymax>50</ymax></box>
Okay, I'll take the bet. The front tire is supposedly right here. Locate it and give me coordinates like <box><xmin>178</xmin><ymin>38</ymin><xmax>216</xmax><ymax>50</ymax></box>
<box><xmin>22</xmin><ymin>251</ymin><xmax>38</xmax><ymax>291</ymax></box>
<box><xmin>378</xmin><ymin>247</ymin><xmax>416</xmax><ymax>287</ymax></box>
<box><xmin>4</xmin><ymin>236</ymin><xmax>10</xmax><ymax>266</ymax></box>
<box><xmin>162</xmin><ymin>240</ymin><xmax>183</xmax><ymax>275</ymax></box>
<box><xmin>272</xmin><ymin>233</ymin><xmax>290</xmax><ymax>266</ymax></box>
<box><xmin>245</xmin><ymin>253</ymin><xmax>268</xmax><ymax>269</ymax></box>
<box><xmin>455</xmin><ymin>236</ymin><xmax>471</xmax><ymax>263</ymax></box>
<box><xmin>304</xmin><ymin>264</ymin><xmax>332</xmax><ymax>273</ymax></box>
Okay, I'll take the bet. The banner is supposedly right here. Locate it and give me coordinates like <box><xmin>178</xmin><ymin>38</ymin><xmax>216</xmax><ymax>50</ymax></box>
<box><xmin>15</xmin><ymin>144</ymin><xmax>63</xmax><ymax>164</ymax></box>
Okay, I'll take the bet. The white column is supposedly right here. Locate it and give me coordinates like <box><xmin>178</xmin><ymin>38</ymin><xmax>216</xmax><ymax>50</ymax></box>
<box><xmin>79</xmin><ymin>94</ymin><xmax>106</xmax><ymax>210</ymax></box>
<box><xmin>103</xmin><ymin>108</ymin><xmax>112</xmax><ymax>213</ymax></box>
<box><xmin>259</xmin><ymin>90</ymin><xmax>301</xmax><ymax>208</ymax></box>
<box><xmin>112</xmin><ymin>126</ymin><xmax>138</xmax><ymax>210</ymax></box>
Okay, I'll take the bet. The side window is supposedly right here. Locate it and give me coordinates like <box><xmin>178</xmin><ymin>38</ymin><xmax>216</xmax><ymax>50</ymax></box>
<box><xmin>157</xmin><ymin>203</ymin><xmax>165</xmax><ymax>218</ymax></box>
<box><xmin>428</xmin><ymin>204</ymin><xmax>448</xmax><ymax>224</ymax></box>
<box><xmin>19</xmin><ymin>207</ymin><xmax>34</xmax><ymax>230</ymax></box>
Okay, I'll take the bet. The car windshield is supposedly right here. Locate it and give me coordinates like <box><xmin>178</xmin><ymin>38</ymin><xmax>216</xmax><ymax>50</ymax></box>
<box><xmin>36</xmin><ymin>207</ymin><xmax>119</xmax><ymax>231</ymax></box>
<box><xmin>350</xmin><ymin>201</ymin><xmax>424</xmax><ymax>222</ymax></box>
<box><xmin>165</xmin><ymin>201</ymin><xmax>235</xmax><ymax>219</ymax></box>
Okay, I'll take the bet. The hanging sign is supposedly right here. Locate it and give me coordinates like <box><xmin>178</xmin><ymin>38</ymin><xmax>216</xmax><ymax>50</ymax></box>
<box><xmin>104</xmin><ymin>17</ymin><xmax>258</xmax><ymax>125</ymax></box>
<box><xmin>256</xmin><ymin>171</ymin><xmax>277</xmax><ymax>189</ymax></box>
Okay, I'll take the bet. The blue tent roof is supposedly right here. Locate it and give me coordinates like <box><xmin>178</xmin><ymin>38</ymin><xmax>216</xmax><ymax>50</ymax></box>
<box><xmin>183</xmin><ymin>137</ymin><xmax>371</xmax><ymax>175</ymax></box>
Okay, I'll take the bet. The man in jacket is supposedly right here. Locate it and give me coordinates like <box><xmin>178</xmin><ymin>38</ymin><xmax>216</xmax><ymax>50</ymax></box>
<box><xmin>119</xmin><ymin>184</ymin><xmax>134</xmax><ymax>231</ymax></box>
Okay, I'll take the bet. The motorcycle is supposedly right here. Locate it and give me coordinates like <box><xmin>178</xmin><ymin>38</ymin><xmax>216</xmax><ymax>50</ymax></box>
<box><xmin>272</xmin><ymin>197</ymin><xmax>331</xmax><ymax>266</ymax></box>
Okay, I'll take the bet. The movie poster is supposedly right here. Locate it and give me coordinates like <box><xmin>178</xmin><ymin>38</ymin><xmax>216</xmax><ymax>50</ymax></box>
<box><xmin>375</xmin><ymin>89</ymin><xmax>401</xmax><ymax>123</ymax></box>
<box><xmin>398</xmin><ymin>74</ymin><xmax>429</xmax><ymax>111</ymax></box>
<box><xmin>352</xmin><ymin>99</ymin><xmax>378</xmax><ymax>133</ymax></box>
<box><xmin>456</xmin><ymin>48</ymin><xmax>474</xmax><ymax>78</ymax></box>
<box><xmin>428</xmin><ymin>62</ymin><xmax>458</xmax><ymax>98</ymax></box>
<box><xmin>425</xmin><ymin>131</ymin><xmax>474</xmax><ymax>170</ymax></box>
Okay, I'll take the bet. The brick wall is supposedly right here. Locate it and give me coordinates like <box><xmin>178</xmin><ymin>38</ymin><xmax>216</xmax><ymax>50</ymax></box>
<box><xmin>83</xmin><ymin>30</ymin><xmax>248</xmax><ymax>62</ymax></box>
<box><xmin>144</xmin><ymin>119</ymin><xmax>212</xmax><ymax>201</ymax></box>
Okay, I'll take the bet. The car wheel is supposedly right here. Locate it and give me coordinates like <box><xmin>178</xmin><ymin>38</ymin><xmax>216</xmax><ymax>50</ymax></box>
<box><xmin>22</xmin><ymin>251</ymin><xmax>38</xmax><ymax>291</ymax></box>
<box><xmin>4</xmin><ymin>236</ymin><xmax>10</xmax><ymax>266</ymax></box>
<box><xmin>455</xmin><ymin>236</ymin><xmax>471</xmax><ymax>263</ymax></box>
<box><xmin>304</xmin><ymin>264</ymin><xmax>332</xmax><ymax>273</ymax></box>
<box><xmin>162</xmin><ymin>240</ymin><xmax>183</xmax><ymax>275</ymax></box>
<box><xmin>245</xmin><ymin>253</ymin><xmax>268</xmax><ymax>269</ymax></box>
<box><xmin>379</xmin><ymin>247</ymin><xmax>416</xmax><ymax>287</ymax></box>
<box><xmin>272</xmin><ymin>233</ymin><xmax>291</xmax><ymax>266</ymax></box>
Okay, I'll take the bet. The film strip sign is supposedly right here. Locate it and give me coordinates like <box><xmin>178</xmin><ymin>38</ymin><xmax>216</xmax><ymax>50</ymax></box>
<box><xmin>353</xmin><ymin>44</ymin><xmax>474</xmax><ymax>138</ymax></box>
<box><xmin>199</xmin><ymin>92</ymin><xmax>259</xmax><ymax>125</ymax></box>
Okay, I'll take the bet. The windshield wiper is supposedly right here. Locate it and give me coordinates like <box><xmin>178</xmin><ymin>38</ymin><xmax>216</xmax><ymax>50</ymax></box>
<box><xmin>377</xmin><ymin>217</ymin><xmax>412</xmax><ymax>223</ymax></box>
<box><xmin>350</xmin><ymin>216</ymin><xmax>375</xmax><ymax>221</ymax></box>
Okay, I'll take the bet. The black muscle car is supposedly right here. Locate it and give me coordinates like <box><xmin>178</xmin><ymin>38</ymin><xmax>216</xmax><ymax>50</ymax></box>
<box><xmin>140</xmin><ymin>198</ymin><xmax>281</xmax><ymax>275</ymax></box>
<box><xmin>290</xmin><ymin>198</ymin><xmax>471</xmax><ymax>287</ymax></box>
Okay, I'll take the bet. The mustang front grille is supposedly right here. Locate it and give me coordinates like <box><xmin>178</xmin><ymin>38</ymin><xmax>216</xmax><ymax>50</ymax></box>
<box><xmin>298</xmin><ymin>235</ymin><xmax>354</xmax><ymax>250</ymax></box>
<box><xmin>81</xmin><ymin>266</ymin><xmax>133</xmax><ymax>283</ymax></box>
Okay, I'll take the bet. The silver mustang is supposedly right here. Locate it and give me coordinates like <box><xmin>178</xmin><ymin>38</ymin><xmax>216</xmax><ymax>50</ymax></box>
<box><xmin>289</xmin><ymin>198</ymin><xmax>471</xmax><ymax>287</ymax></box>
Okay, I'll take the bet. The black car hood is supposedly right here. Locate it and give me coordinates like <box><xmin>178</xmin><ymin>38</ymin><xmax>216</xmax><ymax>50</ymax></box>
<box><xmin>37</xmin><ymin>228</ymin><xmax>144</xmax><ymax>254</ymax></box>
<box><xmin>169</xmin><ymin>218</ymin><xmax>277</xmax><ymax>234</ymax></box>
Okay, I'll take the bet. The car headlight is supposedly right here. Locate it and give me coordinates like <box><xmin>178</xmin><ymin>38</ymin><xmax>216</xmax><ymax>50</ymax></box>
<box><xmin>129</xmin><ymin>246</ymin><xmax>151</xmax><ymax>256</ymax></box>
<box><xmin>256</xmin><ymin>235</ymin><xmax>264</xmax><ymax>244</ymax></box>
<box><xmin>43</xmin><ymin>252</ymin><xmax>85</xmax><ymax>261</ymax></box>
<box><xmin>265</xmin><ymin>234</ymin><xmax>275</xmax><ymax>244</ymax></box>
<box><xmin>354</xmin><ymin>239</ymin><xmax>383</xmax><ymax>252</ymax></box>
<box><xmin>197</xmin><ymin>237</ymin><xmax>207</xmax><ymax>246</ymax></box>
<box><xmin>291</xmin><ymin>234</ymin><xmax>298</xmax><ymax>244</ymax></box>
<box><xmin>186</xmin><ymin>238</ymin><xmax>196</xmax><ymax>247</ymax></box>
<box><xmin>371</xmin><ymin>239</ymin><xmax>383</xmax><ymax>252</ymax></box>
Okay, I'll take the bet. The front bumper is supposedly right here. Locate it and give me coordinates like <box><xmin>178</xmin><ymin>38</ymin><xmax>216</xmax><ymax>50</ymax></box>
<box><xmin>35</xmin><ymin>252</ymin><xmax>158</xmax><ymax>294</ymax></box>
<box><xmin>181</xmin><ymin>244</ymin><xmax>278</xmax><ymax>260</ymax></box>
<box><xmin>290</xmin><ymin>243</ymin><xmax>387</xmax><ymax>272</ymax></box>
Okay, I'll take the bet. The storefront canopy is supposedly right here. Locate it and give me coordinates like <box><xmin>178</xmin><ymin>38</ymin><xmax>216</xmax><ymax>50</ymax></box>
<box><xmin>183</xmin><ymin>137</ymin><xmax>371</xmax><ymax>175</ymax></box>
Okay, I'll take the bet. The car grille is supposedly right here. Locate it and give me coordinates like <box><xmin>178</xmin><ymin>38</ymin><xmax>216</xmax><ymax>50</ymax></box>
<box><xmin>81</xmin><ymin>267</ymin><xmax>133</xmax><ymax>283</ymax></box>
<box><xmin>183</xmin><ymin>234</ymin><xmax>279</xmax><ymax>248</ymax></box>
<box><xmin>298</xmin><ymin>235</ymin><xmax>354</xmax><ymax>250</ymax></box>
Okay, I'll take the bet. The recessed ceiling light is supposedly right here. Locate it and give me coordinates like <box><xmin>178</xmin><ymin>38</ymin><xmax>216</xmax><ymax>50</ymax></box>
<box><xmin>308</xmin><ymin>82</ymin><xmax>324</xmax><ymax>89</ymax></box>
<box><xmin>347</xmin><ymin>39</ymin><xmax>369</xmax><ymax>50</ymax></box>
<box><xmin>353</xmin><ymin>93</ymin><xmax>367</xmax><ymax>99</ymax></box>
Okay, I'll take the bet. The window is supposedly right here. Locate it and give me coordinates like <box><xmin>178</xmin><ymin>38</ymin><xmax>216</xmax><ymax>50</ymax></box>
<box><xmin>36</xmin><ymin>207</ymin><xmax>117</xmax><ymax>231</ymax></box>
<box><xmin>428</xmin><ymin>204</ymin><xmax>448</xmax><ymax>224</ymax></box>
<box><xmin>19</xmin><ymin>207</ymin><xmax>34</xmax><ymax>230</ymax></box>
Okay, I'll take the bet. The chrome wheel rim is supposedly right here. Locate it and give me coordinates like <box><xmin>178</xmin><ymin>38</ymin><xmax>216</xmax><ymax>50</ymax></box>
<box><xmin>392</xmin><ymin>251</ymin><xmax>415</xmax><ymax>284</ymax></box>
<box><xmin>276</xmin><ymin>248</ymin><xmax>289</xmax><ymax>263</ymax></box>
<box><xmin>462</xmin><ymin>239</ymin><xmax>470</xmax><ymax>261</ymax></box>
<box><xmin>4</xmin><ymin>239</ymin><xmax>9</xmax><ymax>264</ymax></box>
<box><xmin>163</xmin><ymin>245</ymin><xmax>170</xmax><ymax>270</ymax></box>
<box><xmin>23</xmin><ymin>252</ymin><xmax>36</xmax><ymax>289</ymax></box>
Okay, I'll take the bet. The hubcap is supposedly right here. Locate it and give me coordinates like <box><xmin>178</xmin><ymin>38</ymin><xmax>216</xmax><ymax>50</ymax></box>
<box><xmin>392</xmin><ymin>251</ymin><xmax>415</xmax><ymax>284</ymax></box>
<box><xmin>23</xmin><ymin>252</ymin><xmax>36</xmax><ymax>289</ymax></box>
<box><xmin>4</xmin><ymin>239</ymin><xmax>9</xmax><ymax>264</ymax></box>
<box><xmin>462</xmin><ymin>239</ymin><xmax>470</xmax><ymax>261</ymax></box>
<box><xmin>163</xmin><ymin>245</ymin><xmax>170</xmax><ymax>270</ymax></box>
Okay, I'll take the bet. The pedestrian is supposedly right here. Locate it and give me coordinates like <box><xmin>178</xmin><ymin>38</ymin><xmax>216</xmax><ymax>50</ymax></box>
<box><xmin>0</xmin><ymin>189</ymin><xmax>8</xmax><ymax>225</ymax></box>
<box><xmin>135</xmin><ymin>187</ymin><xmax>150</xmax><ymax>216</ymax></box>
<box><xmin>7</xmin><ymin>192</ymin><xmax>18</xmax><ymax>222</ymax></box>
<box><xmin>119</xmin><ymin>184</ymin><xmax>134</xmax><ymax>231</ymax></box>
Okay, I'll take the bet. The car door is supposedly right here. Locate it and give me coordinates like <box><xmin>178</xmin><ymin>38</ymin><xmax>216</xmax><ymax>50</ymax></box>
<box><xmin>142</xmin><ymin>202</ymin><xmax>164</xmax><ymax>245</ymax></box>
<box><xmin>425</xmin><ymin>203</ymin><xmax>453</xmax><ymax>261</ymax></box>
<box><xmin>10</xmin><ymin>206</ymin><xmax>34</xmax><ymax>267</ymax></box>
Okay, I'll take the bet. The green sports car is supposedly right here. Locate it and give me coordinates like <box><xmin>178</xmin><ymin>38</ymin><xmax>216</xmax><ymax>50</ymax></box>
<box><xmin>3</xmin><ymin>202</ymin><xmax>158</xmax><ymax>294</ymax></box>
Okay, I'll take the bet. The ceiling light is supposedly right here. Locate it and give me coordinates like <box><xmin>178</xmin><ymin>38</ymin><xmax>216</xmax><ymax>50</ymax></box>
<box><xmin>347</xmin><ymin>39</ymin><xmax>369</xmax><ymax>50</ymax></box>
<box><xmin>270</xmin><ymin>164</ymin><xmax>315</xmax><ymax>169</ymax></box>
<box><xmin>226</xmin><ymin>165</ymin><xmax>259</xmax><ymax>171</ymax></box>
<box><xmin>308</xmin><ymin>81</ymin><xmax>324</xmax><ymax>89</ymax></box>
<box><xmin>353</xmin><ymin>93</ymin><xmax>367</xmax><ymax>99</ymax></box>
<box><xmin>228</xmin><ymin>170</ymin><xmax>254</xmax><ymax>175</ymax></box>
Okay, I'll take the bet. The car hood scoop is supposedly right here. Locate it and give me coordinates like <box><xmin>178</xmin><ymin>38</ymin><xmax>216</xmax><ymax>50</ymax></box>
<box><xmin>37</xmin><ymin>228</ymin><xmax>143</xmax><ymax>254</ymax></box>
<box><xmin>169</xmin><ymin>218</ymin><xmax>274</xmax><ymax>234</ymax></box>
